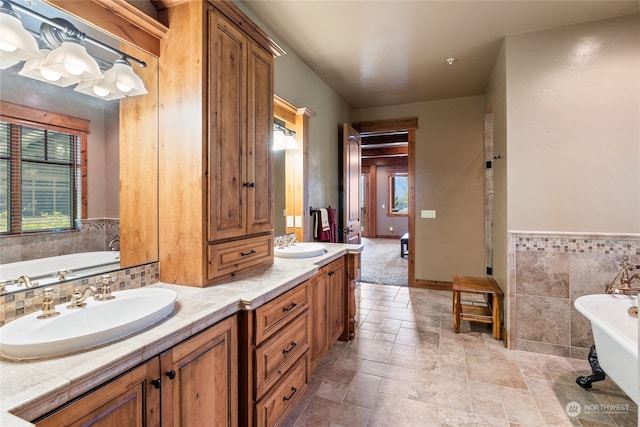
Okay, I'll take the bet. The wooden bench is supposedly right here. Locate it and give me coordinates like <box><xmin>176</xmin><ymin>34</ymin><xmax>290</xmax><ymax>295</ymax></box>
<box><xmin>400</xmin><ymin>233</ymin><xmax>409</xmax><ymax>258</ymax></box>
<box><xmin>452</xmin><ymin>275</ymin><xmax>503</xmax><ymax>340</ymax></box>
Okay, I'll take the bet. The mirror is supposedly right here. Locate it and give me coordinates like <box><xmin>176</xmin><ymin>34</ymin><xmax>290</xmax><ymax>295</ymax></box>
<box><xmin>0</xmin><ymin>0</ymin><xmax>159</xmax><ymax>293</ymax></box>
<box><xmin>274</xmin><ymin>149</ymin><xmax>286</xmax><ymax>236</ymax></box>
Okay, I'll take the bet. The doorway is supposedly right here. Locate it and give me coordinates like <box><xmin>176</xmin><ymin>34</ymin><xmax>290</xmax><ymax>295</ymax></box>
<box><xmin>352</xmin><ymin>118</ymin><xmax>417</xmax><ymax>286</ymax></box>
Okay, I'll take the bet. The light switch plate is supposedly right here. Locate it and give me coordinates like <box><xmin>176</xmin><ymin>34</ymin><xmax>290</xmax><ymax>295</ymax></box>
<box><xmin>295</xmin><ymin>216</ymin><xmax>302</xmax><ymax>227</ymax></box>
<box><xmin>286</xmin><ymin>216</ymin><xmax>294</xmax><ymax>227</ymax></box>
<box><xmin>421</xmin><ymin>210</ymin><xmax>436</xmax><ymax>219</ymax></box>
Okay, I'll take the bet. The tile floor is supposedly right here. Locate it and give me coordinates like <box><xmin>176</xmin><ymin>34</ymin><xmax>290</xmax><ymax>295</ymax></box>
<box><xmin>283</xmin><ymin>283</ymin><xmax>638</xmax><ymax>427</ymax></box>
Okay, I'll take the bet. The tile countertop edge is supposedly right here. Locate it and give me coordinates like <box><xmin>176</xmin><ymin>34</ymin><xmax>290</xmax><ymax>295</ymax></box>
<box><xmin>0</xmin><ymin>242</ymin><xmax>362</xmax><ymax>426</ymax></box>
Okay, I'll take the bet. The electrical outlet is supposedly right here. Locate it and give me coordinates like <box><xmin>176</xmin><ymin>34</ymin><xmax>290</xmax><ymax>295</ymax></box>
<box><xmin>389</xmin><ymin>226</ymin><xmax>394</xmax><ymax>232</ymax></box>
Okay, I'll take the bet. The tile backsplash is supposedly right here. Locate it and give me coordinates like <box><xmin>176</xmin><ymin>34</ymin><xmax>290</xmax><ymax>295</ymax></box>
<box><xmin>509</xmin><ymin>232</ymin><xmax>640</xmax><ymax>359</ymax></box>
<box><xmin>0</xmin><ymin>262</ymin><xmax>159</xmax><ymax>326</ymax></box>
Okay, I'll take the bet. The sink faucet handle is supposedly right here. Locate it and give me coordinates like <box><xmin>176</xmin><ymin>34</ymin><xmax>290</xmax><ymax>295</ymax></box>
<box><xmin>51</xmin><ymin>269</ymin><xmax>73</xmax><ymax>281</ymax></box>
<box><xmin>37</xmin><ymin>287</ymin><xmax>61</xmax><ymax>319</ymax></box>
<box><xmin>97</xmin><ymin>275</ymin><xmax>117</xmax><ymax>300</ymax></box>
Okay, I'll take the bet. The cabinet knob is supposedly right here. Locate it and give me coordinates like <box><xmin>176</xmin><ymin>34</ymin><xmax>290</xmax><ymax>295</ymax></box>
<box><xmin>151</xmin><ymin>379</ymin><xmax>161</xmax><ymax>389</ymax></box>
<box><xmin>165</xmin><ymin>370</ymin><xmax>176</xmax><ymax>380</ymax></box>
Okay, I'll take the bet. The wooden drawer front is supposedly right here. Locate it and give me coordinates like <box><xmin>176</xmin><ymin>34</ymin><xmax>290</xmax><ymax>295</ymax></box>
<box><xmin>208</xmin><ymin>234</ymin><xmax>274</xmax><ymax>280</ymax></box>
<box><xmin>255</xmin><ymin>283</ymin><xmax>308</xmax><ymax>345</ymax></box>
<box><xmin>255</xmin><ymin>312</ymin><xmax>309</xmax><ymax>400</ymax></box>
<box><xmin>255</xmin><ymin>354</ymin><xmax>309</xmax><ymax>427</ymax></box>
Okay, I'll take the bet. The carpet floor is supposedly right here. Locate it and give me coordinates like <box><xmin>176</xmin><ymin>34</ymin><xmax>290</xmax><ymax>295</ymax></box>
<box><xmin>360</xmin><ymin>237</ymin><xmax>408</xmax><ymax>286</ymax></box>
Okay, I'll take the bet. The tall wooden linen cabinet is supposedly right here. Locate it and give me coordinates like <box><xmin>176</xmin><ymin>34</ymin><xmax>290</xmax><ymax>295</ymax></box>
<box><xmin>158</xmin><ymin>0</ymin><xmax>276</xmax><ymax>286</ymax></box>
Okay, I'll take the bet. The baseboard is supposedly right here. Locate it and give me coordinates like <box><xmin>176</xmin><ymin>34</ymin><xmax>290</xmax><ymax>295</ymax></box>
<box><xmin>375</xmin><ymin>234</ymin><xmax>402</xmax><ymax>239</ymax></box>
<box><xmin>412</xmin><ymin>279</ymin><xmax>452</xmax><ymax>291</ymax></box>
<box><xmin>501</xmin><ymin>326</ymin><xmax>508</xmax><ymax>348</ymax></box>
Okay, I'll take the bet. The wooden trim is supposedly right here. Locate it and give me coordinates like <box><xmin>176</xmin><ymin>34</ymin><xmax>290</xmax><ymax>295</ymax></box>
<box><xmin>0</xmin><ymin>101</ymin><xmax>90</xmax><ymax>133</ymax></box>
<box><xmin>413</xmin><ymin>279</ymin><xmax>453</xmax><ymax>291</ymax></box>
<box><xmin>353</xmin><ymin>117</ymin><xmax>418</xmax><ymax>134</ymax></box>
<box><xmin>408</xmin><ymin>129</ymin><xmax>416</xmax><ymax>287</ymax></box>
<box><xmin>44</xmin><ymin>0</ymin><xmax>168</xmax><ymax>57</ymax></box>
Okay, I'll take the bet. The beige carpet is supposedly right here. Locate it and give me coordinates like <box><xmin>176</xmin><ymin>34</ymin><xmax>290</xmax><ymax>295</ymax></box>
<box><xmin>360</xmin><ymin>237</ymin><xmax>408</xmax><ymax>286</ymax></box>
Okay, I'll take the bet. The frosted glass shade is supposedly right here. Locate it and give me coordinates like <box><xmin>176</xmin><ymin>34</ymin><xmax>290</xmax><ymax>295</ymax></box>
<box><xmin>74</xmin><ymin>79</ymin><xmax>125</xmax><ymax>101</ymax></box>
<box><xmin>19</xmin><ymin>49</ymin><xmax>80</xmax><ymax>86</ymax></box>
<box><xmin>0</xmin><ymin>9</ymin><xmax>40</xmax><ymax>69</ymax></box>
<box><xmin>40</xmin><ymin>40</ymin><xmax>102</xmax><ymax>81</ymax></box>
<box><xmin>98</xmin><ymin>60</ymin><xmax>147</xmax><ymax>96</ymax></box>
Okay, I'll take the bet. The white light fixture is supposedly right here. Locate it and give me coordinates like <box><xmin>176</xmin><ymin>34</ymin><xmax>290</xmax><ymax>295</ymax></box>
<box><xmin>97</xmin><ymin>57</ymin><xmax>147</xmax><ymax>96</ymax></box>
<box><xmin>74</xmin><ymin>78</ymin><xmax>125</xmax><ymax>100</ymax></box>
<box><xmin>273</xmin><ymin>120</ymin><xmax>298</xmax><ymax>151</ymax></box>
<box><xmin>40</xmin><ymin>40</ymin><xmax>102</xmax><ymax>82</ymax></box>
<box><xmin>0</xmin><ymin>1</ymin><xmax>40</xmax><ymax>69</ymax></box>
<box><xmin>19</xmin><ymin>49</ymin><xmax>80</xmax><ymax>86</ymax></box>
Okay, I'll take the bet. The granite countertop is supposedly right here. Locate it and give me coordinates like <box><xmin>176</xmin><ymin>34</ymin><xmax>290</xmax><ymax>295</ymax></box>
<box><xmin>0</xmin><ymin>243</ymin><xmax>363</xmax><ymax>427</ymax></box>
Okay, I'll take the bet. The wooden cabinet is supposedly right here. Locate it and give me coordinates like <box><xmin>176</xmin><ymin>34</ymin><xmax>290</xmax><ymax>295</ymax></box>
<box><xmin>160</xmin><ymin>316</ymin><xmax>238</xmax><ymax>426</ymax></box>
<box><xmin>35</xmin><ymin>316</ymin><xmax>237</xmax><ymax>427</ymax></box>
<box><xmin>239</xmin><ymin>282</ymin><xmax>310</xmax><ymax>427</ymax></box>
<box><xmin>158</xmin><ymin>0</ymin><xmax>276</xmax><ymax>286</ymax></box>
<box><xmin>35</xmin><ymin>358</ymin><xmax>160</xmax><ymax>427</ymax></box>
<box><xmin>308</xmin><ymin>258</ymin><xmax>346</xmax><ymax>371</ymax></box>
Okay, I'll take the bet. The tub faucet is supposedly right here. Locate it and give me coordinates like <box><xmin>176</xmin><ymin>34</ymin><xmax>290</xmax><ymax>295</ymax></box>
<box><xmin>606</xmin><ymin>256</ymin><xmax>640</xmax><ymax>295</ymax></box>
<box><xmin>17</xmin><ymin>275</ymin><xmax>38</xmax><ymax>288</ymax></box>
<box><xmin>109</xmin><ymin>235</ymin><xmax>120</xmax><ymax>251</ymax></box>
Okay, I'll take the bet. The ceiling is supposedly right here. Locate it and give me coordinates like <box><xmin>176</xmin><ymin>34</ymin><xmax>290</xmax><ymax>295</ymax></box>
<box><xmin>242</xmin><ymin>1</ymin><xmax>639</xmax><ymax>109</ymax></box>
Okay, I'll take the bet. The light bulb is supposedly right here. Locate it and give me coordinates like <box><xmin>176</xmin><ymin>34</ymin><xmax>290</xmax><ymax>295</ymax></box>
<box><xmin>0</xmin><ymin>41</ymin><xmax>17</xmax><ymax>52</ymax></box>
<box><xmin>92</xmin><ymin>85</ymin><xmax>110</xmax><ymax>97</ymax></box>
<box><xmin>40</xmin><ymin>68</ymin><xmax>61</xmax><ymax>81</ymax></box>
<box><xmin>64</xmin><ymin>62</ymin><xmax>84</xmax><ymax>76</ymax></box>
<box><xmin>116</xmin><ymin>81</ymin><xmax>132</xmax><ymax>93</ymax></box>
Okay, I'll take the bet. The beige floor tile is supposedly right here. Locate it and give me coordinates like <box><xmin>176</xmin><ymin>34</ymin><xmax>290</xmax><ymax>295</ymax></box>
<box><xmin>437</xmin><ymin>406</ymin><xmax>510</xmax><ymax>427</ymax></box>
<box><xmin>292</xmin><ymin>396</ymin><xmax>371</xmax><ymax>427</ymax></box>
<box><xmin>409</xmin><ymin>370</ymin><xmax>471</xmax><ymax>412</ymax></box>
<box><xmin>391</xmin><ymin>343</ymin><xmax>416</xmax><ymax>357</ymax></box>
<box><xmin>358</xmin><ymin>359</ymin><xmax>413</xmax><ymax>382</ymax></box>
<box><xmin>368</xmin><ymin>394</ymin><xmax>439</xmax><ymax>427</ymax></box>
<box><xmin>343</xmin><ymin>372</ymin><xmax>382</xmax><ymax>409</ymax></box>
<box><xmin>377</xmin><ymin>378</ymin><xmax>410</xmax><ymax>398</ymax></box>
<box><xmin>466</xmin><ymin>355</ymin><xmax>528</xmax><ymax>390</ymax></box>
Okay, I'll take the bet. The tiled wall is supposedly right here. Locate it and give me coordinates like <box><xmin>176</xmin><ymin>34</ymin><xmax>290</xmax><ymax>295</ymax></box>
<box><xmin>509</xmin><ymin>232</ymin><xmax>640</xmax><ymax>359</ymax></box>
<box><xmin>0</xmin><ymin>219</ymin><xmax>120</xmax><ymax>263</ymax></box>
<box><xmin>0</xmin><ymin>262</ymin><xmax>159</xmax><ymax>326</ymax></box>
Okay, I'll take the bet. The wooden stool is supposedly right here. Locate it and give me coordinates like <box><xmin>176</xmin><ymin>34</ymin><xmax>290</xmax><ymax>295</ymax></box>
<box><xmin>452</xmin><ymin>275</ymin><xmax>503</xmax><ymax>340</ymax></box>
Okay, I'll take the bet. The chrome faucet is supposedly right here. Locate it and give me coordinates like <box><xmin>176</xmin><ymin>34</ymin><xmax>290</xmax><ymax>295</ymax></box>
<box><xmin>606</xmin><ymin>256</ymin><xmax>640</xmax><ymax>295</ymax></box>
<box><xmin>108</xmin><ymin>235</ymin><xmax>120</xmax><ymax>251</ymax></box>
<box><xmin>17</xmin><ymin>275</ymin><xmax>38</xmax><ymax>288</ymax></box>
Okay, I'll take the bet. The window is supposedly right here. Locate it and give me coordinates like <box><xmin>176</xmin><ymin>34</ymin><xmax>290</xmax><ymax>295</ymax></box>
<box><xmin>0</xmin><ymin>103</ymin><xmax>88</xmax><ymax>234</ymax></box>
<box><xmin>388</xmin><ymin>170</ymin><xmax>408</xmax><ymax>216</ymax></box>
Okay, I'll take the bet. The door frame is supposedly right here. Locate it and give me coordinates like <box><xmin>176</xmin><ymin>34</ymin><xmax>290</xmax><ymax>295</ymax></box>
<box><xmin>352</xmin><ymin>118</ymin><xmax>417</xmax><ymax>286</ymax></box>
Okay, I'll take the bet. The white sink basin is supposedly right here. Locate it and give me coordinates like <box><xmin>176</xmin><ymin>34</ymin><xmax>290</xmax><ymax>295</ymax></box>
<box><xmin>274</xmin><ymin>242</ymin><xmax>326</xmax><ymax>259</ymax></box>
<box><xmin>0</xmin><ymin>287</ymin><xmax>177</xmax><ymax>360</ymax></box>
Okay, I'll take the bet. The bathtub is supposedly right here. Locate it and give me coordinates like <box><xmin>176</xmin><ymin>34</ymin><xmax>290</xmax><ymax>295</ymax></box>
<box><xmin>574</xmin><ymin>293</ymin><xmax>638</xmax><ymax>404</ymax></box>
<box><xmin>0</xmin><ymin>251</ymin><xmax>121</xmax><ymax>291</ymax></box>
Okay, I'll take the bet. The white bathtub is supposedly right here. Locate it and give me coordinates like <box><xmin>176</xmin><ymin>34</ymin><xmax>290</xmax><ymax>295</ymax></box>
<box><xmin>574</xmin><ymin>293</ymin><xmax>638</xmax><ymax>404</ymax></box>
<box><xmin>0</xmin><ymin>251</ymin><xmax>121</xmax><ymax>291</ymax></box>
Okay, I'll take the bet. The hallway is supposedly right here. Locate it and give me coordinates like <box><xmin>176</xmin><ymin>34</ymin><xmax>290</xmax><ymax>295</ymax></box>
<box><xmin>360</xmin><ymin>238</ymin><xmax>408</xmax><ymax>287</ymax></box>
<box><xmin>282</xmin><ymin>283</ymin><xmax>637</xmax><ymax>426</ymax></box>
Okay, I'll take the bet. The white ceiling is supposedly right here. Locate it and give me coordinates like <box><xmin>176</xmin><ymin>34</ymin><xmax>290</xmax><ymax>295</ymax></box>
<box><xmin>242</xmin><ymin>1</ymin><xmax>639</xmax><ymax>108</ymax></box>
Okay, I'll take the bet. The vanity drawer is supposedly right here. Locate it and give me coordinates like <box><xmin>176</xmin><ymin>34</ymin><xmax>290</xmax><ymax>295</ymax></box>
<box><xmin>255</xmin><ymin>353</ymin><xmax>309</xmax><ymax>427</ymax></box>
<box><xmin>254</xmin><ymin>282</ymin><xmax>308</xmax><ymax>345</ymax></box>
<box><xmin>254</xmin><ymin>311</ymin><xmax>309</xmax><ymax>400</ymax></box>
<box><xmin>208</xmin><ymin>234</ymin><xmax>274</xmax><ymax>280</ymax></box>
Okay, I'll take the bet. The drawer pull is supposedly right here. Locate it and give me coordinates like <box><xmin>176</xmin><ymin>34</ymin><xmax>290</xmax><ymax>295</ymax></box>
<box><xmin>165</xmin><ymin>370</ymin><xmax>176</xmax><ymax>380</ymax></box>
<box><xmin>243</xmin><ymin>182</ymin><xmax>256</xmax><ymax>188</ymax></box>
<box><xmin>282</xmin><ymin>341</ymin><xmax>297</xmax><ymax>354</ymax></box>
<box><xmin>282</xmin><ymin>302</ymin><xmax>297</xmax><ymax>312</ymax></box>
<box><xmin>282</xmin><ymin>386</ymin><xmax>297</xmax><ymax>402</ymax></box>
<box><xmin>240</xmin><ymin>249</ymin><xmax>257</xmax><ymax>257</ymax></box>
<box><xmin>151</xmin><ymin>378</ymin><xmax>161</xmax><ymax>389</ymax></box>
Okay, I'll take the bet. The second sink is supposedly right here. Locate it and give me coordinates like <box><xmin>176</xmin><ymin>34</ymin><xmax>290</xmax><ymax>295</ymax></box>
<box><xmin>274</xmin><ymin>242</ymin><xmax>327</xmax><ymax>259</ymax></box>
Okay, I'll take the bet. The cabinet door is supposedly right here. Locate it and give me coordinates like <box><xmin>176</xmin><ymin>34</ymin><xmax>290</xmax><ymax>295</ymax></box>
<box><xmin>328</xmin><ymin>260</ymin><xmax>346</xmax><ymax>343</ymax></box>
<box><xmin>309</xmin><ymin>272</ymin><xmax>328</xmax><ymax>370</ymax></box>
<box><xmin>209</xmin><ymin>9</ymin><xmax>248</xmax><ymax>241</ymax></box>
<box><xmin>246</xmin><ymin>40</ymin><xmax>274</xmax><ymax>235</ymax></box>
<box><xmin>160</xmin><ymin>315</ymin><xmax>238</xmax><ymax>427</ymax></box>
<box><xmin>35</xmin><ymin>358</ymin><xmax>160</xmax><ymax>427</ymax></box>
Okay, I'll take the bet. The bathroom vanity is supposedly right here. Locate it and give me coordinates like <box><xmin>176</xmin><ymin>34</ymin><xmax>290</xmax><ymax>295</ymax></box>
<box><xmin>0</xmin><ymin>245</ymin><xmax>362</xmax><ymax>427</ymax></box>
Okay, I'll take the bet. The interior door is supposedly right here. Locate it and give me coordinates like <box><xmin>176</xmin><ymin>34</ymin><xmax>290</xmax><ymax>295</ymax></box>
<box><xmin>342</xmin><ymin>123</ymin><xmax>361</xmax><ymax>244</ymax></box>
